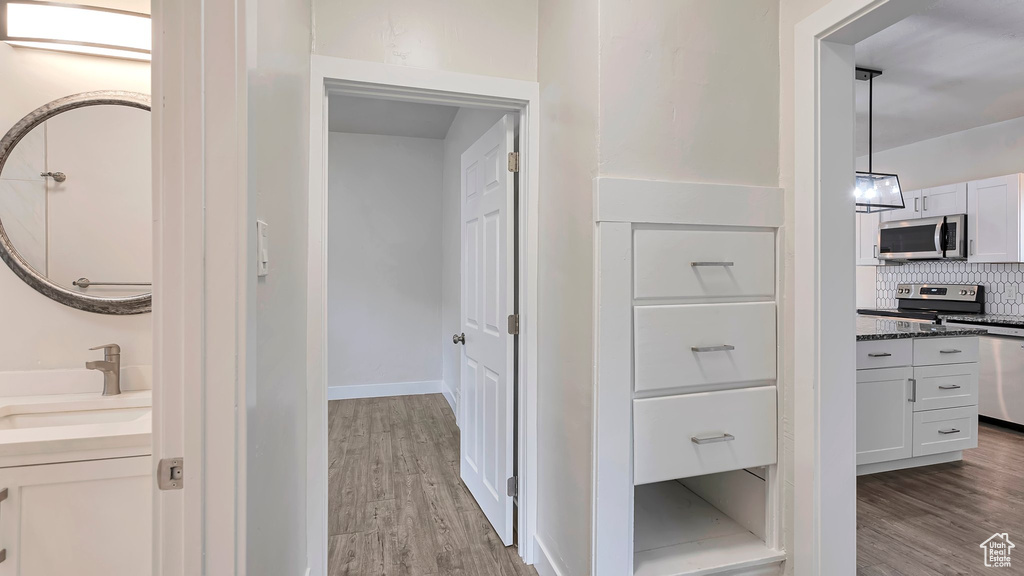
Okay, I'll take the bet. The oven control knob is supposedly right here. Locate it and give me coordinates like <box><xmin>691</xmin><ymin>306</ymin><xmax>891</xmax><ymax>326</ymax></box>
<box><xmin>960</xmin><ymin>290</ymin><xmax>968</xmax><ymax>295</ymax></box>
<box><xmin>969</xmin><ymin>290</ymin><xmax>976</xmax><ymax>296</ymax></box>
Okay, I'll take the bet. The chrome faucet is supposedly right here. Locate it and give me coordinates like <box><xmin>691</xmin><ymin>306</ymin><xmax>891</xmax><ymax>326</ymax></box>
<box><xmin>86</xmin><ymin>344</ymin><xmax>121</xmax><ymax>396</ymax></box>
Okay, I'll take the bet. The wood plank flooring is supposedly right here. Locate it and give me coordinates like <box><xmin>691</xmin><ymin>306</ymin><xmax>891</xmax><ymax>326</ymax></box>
<box><xmin>329</xmin><ymin>394</ymin><xmax>537</xmax><ymax>576</ymax></box>
<box><xmin>858</xmin><ymin>422</ymin><xmax>1024</xmax><ymax>575</ymax></box>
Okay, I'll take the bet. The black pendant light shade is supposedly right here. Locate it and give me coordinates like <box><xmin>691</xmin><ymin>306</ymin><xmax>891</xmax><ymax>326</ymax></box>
<box><xmin>855</xmin><ymin>67</ymin><xmax>904</xmax><ymax>213</ymax></box>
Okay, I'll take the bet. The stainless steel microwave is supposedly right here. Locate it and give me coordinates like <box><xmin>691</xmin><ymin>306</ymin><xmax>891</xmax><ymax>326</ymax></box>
<box><xmin>877</xmin><ymin>214</ymin><xmax>967</xmax><ymax>261</ymax></box>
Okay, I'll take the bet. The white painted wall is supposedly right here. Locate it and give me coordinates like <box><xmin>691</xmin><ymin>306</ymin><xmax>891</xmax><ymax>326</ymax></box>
<box><xmin>537</xmin><ymin>0</ymin><xmax>599</xmax><ymax>573</ymax></box>
<box><xmin>244</xmin><ymin>0</ymin><xmax>311</xmax><ymax>573</ymax></box>
<box><xmin>855</xmin><ymin>114</ymin><xmax>1024</xmax><ymax>190</ymax></box>
<box><xmin>780</xmin><ymin>2</ymin><xmax>838</xmax><ymax>572</ymax></box>
<box><xmin>441</xmin><ymin>109</ymin><xmax>505</xmax><ymax>407</ymax></box>
<box><xmin>311</xmin><ymin>0</ymin><xmax>538</xmax><ymax>82</ymax></box>
<box><xmin>329</xmin><ymin>132</ymin><xmax>444</xmax><ymax>389</ymax></box>
<box><xmin>0</xmin><ymin>31</ymin><xmax>151</xmax><ymax>373</ymax></box>
<box><xmin>599</xmin><ymin>0</ymin><xmax>780</xmax><ymax>185</ymax></box>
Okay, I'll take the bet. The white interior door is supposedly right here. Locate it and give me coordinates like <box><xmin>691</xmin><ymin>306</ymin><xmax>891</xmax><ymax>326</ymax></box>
<box><xmin>459</xmin><ymin>114</ymin><xmax>515</xmax><ymax>545</ymax></box>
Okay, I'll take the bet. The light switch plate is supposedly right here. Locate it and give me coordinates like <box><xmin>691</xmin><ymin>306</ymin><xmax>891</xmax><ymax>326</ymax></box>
<box><xmin>256</xmin><ymin>220</ymin><xmax>269</xmax><ymax>277</ymax></box>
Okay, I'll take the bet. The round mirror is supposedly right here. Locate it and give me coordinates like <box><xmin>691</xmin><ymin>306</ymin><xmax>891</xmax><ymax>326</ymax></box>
<box><xmin>0</xmin><ymin>91</ymin><xmax>151</xmax><ymax>315</ymax></box>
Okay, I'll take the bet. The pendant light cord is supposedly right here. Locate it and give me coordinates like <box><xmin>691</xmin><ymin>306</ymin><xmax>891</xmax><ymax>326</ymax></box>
<box><xmin>868</xmin><ymin>73</ymin><xmax>873</xmax><ymax>174</ymax></box>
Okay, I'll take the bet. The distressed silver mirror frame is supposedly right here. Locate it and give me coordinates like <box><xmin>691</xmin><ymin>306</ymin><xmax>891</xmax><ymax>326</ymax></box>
<box><xmin>0</xmin><ymin>91</ymin><xmax>152</xmax><ymax>314</ymax></box>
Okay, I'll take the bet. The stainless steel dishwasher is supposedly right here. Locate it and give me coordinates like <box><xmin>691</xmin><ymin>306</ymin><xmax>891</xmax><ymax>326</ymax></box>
<box><xmin>944</xmin><ymin>322</ymin><xmax>1024</xmax><ymax>427</ymax></box>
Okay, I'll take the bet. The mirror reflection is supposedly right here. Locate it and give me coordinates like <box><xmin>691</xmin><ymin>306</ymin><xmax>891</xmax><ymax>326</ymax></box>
<box><xmin>0</xmin><ymin>99</ymin><xmax>151</xmax><ymax>302</ymax></box>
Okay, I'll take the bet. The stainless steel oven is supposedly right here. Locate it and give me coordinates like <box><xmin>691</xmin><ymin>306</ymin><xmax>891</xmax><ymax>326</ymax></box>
<box><xmin>878</xmin><ymin>214</ymin><xmax>966</xmax><ymax>261</ymax></box>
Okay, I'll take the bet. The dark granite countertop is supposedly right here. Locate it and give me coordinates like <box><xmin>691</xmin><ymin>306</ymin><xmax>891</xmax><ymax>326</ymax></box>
<box><xmin>857</xmin><ymin>316</ymin><xmax>988</xmax><ymax>341</ymax></box>
<box><xmin>939</xmin><ymin>313</ymin><xmax>1024</xmax><ymax>327</ymax></box>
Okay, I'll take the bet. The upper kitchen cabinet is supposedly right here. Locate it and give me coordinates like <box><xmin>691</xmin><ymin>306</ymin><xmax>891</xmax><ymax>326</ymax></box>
<box><xmin>856</xmin><ymin>211</ymin><xmax>881</xmax><ymax>266</ymax></box>
<box><xmin>921</xmin><ymin>183</ymin><xmax>968</xmax><ymax>218</ymax></box>
<box><xmin>967</xmin><ymin>174</ymin><xmax>1024</xmax><ymax>263</ymax></box>
<box><xmin>881</xmin><ymin>189</ymin><xmax>922</xmax><ymax>222</ymax></box>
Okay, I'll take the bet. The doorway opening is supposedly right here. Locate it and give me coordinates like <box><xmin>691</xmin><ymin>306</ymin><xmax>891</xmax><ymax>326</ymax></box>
<box><xmin>306</xmin><ymin>57</ymin><xmax>540</xmax><ymax>576</ymax></box>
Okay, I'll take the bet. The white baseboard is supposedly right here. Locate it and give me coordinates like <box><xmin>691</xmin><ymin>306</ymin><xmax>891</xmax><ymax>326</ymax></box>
<box><xmin>327</xmin><ymin>380</ymin><xmax>443</xmax><ymax>400</ymax></box>
<box><xmin>533</xmin><ymin>535</ymin><xmax>566</xmax><ymax>576</ymax></box>
<box><xmin>441</xmin><ymin>381</ymin><xmax>456</xmax><ymax>415</ymax></box>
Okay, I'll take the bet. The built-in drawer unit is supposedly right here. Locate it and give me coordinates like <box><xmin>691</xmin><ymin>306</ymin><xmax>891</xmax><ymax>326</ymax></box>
<box><xmin>912</xmin><ymin>406</ymin><xmax>978</xmax><ymax>457</ymax></box>
<box><xmin>634</xmin><ymin>302</ymin><xmax>776</xmax><ymax>394</ymax></box>
<box><xmin>856</xmin><ymin>338</ymin><xmax>913</xmax><ymax>370</ymax></box>
<box><xmin>633</xmin><ymin>386</ymin><xmax>777</xmax><ymax>485</ymax></box>
<box><xmin>911</xmin><ymin>363</ymin><xmax>979</xmax><ymax>412</ymax></box>
<box><xmin>913</xmin><ymin>336</ymin><xmax>979</xmax><ymax>366</ymax></box>
<box><xmin>633</xmin><ymin>228</ymin><xmax>775</xmax><ymax>300</ymax></box>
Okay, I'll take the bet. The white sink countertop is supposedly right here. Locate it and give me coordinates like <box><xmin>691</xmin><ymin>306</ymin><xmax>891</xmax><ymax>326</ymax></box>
<box><xmin>0</xmin><ymin>390</ymin><xmax>151</xmax><ymax>468</ymax></box>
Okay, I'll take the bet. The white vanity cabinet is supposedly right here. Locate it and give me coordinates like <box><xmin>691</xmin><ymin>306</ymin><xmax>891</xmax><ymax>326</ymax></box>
<box><xmin>855</xmin><ymin>337</ymin><xmax>979</xmax><ymax>474</ymax></box>
<box><xmin>0</xmin><ymin>457</ymin><xmax>151</xmax><ymax>576</ymax></box>
<box><xmin>594</xmin><ymin>179</ymin><xmax>784</xmax><ymax>576</ymax></box>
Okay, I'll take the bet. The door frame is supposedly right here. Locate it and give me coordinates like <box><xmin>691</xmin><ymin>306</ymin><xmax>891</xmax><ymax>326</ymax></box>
<box><xmin>792</xmin><ymin>0</ymin><xmax>935</xmax><ymax>573</ymax></box>
<box><xmin>305</xmin><ymin>55</ymin><xmax>540</xmax><ymax>574</ymax></box>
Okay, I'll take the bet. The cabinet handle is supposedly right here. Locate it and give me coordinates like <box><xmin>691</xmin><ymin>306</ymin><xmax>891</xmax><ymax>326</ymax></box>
<box><xmin>923</xmin><ymin>195</ymin><xmax>928</xmax><ymax>211</ymax></box>
<box><xmin>938</xmin><ymin>428</ymin><xmax>960</xmax><ymax>435</ymax></box>
<box><xmin>691</xmin><ymin>345</ymin><xmax>735</xmax><ymax>353</ymax></box>
<box><xmin>914</xmin><ymin>197</ymin><xmax>920</xmax><ymax>212</ymax></box>
<box><xmin>970</xmin><ymin>239</ymin><xmax>975</xmax><ymax>255</ymax></box>
<box><xmin>868</xmin><ymin>352</ymin><xmax>892</xmax><ymax>358</ymax></box>
<box><xmin>939</xmin><ymin>349</ymin><xmax>962</xmax><ymax>354</ymax></box>
<box><xmin>691</xmin><ymin>261</ymin><xmax>734</xmax><ymax>267</ymax></box>
<box><xmin>908</xmin><ymin>378</ymin><xmax>917</xmax><ymax>402</ymax></box>
<box><xmin>691</xmin><ymin>433</ymin><xmax>735</xmax><ymax>445</ymax></box>
<box><xmin>938</xmin><ymin>384</ymin><xmax>962</xmax><ymax>390</ymax></box>
<box><xmin>873</xmin><ymin>244</ymin><xmax>879</xmax><ymax>258</ymax></box>
<box><xmin>0</xmin><ymin>488</ymin><xmax>6</xmax><ymax>564</ymax></box>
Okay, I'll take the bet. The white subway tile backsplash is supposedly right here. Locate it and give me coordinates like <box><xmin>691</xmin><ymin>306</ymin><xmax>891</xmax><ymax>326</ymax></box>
<box><xmin>876</xmin><ymin>262</ymin><xmax>1024</xmax><ymax>315</ymax></box>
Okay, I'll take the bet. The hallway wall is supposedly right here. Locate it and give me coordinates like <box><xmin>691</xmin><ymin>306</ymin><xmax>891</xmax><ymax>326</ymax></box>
<box><xmin>328</xmin><ymin>132</ymin><xmax>444</xmax><ymax>390</ymax></box>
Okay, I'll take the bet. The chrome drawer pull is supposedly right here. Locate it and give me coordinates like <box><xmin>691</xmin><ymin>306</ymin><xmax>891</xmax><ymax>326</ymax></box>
<box><xmin>691</xmin><ymin>433</ymin><xmax>735</xmax><ymax>445</ymax></box>
<box><xmin>691</xmin><ymin>345</ymin><xmax>736</xmax><ymax>353</ymax></box>
<box><xmin>938</xmin><ymin>384</ymin><xmax>962</xmax><ymax>390</ymax></box>
<box><xmin>939</xmin><ymin>349</ymin><xmax>962</xmax><ymax>354</ymax></box>
<box><xmin>691</xmin><ymin>261</ymin><xmax>734</xmax><ymax>267</ymax></box>
<box><xmin>867</xmin><ymin>352</ymin><xmax>892</xmax><ymax>358</ymax></box>
<box><xmin>938</xmin><ymin>428</ymin><xmax>960</xmax><ymax>435</ymax></box>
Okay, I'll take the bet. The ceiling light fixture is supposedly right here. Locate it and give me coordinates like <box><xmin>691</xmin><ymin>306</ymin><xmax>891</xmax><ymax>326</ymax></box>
<box><xmin>0</xmin><ymin>1</ymin><xmax>150</xmax><ymax>61</ymax></box>
<box><xmin>855</xmin><ymin>67</ymin><xmax>904</xmax><ymax>213</ymax></box>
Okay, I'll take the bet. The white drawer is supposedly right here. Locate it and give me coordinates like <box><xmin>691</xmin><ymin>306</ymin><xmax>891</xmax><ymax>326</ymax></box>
<box><xmin>912</xmin><ymin>363</ymin><xmax>978</xmax><ymax>412</ymax></box>
<box><xmin>912</xmin><ymin>406</ymin><xmax>978</xmax><ymax>457</ymax></box>
<box><xmin>633</xmin><ymin>386</ymin><xmax>777</xmax><ymax>485</ymax></box>
<box><xmin>913</xmin><ymin>337</ymin><xmax>979</xmax><ymax>366</ymax></box>
<box><xmin>856</xmin><ymin>339</ymin><xmax>913</xmax><ymax>370</ymax></box>
<box><xmin>633</xmin><ymin>228</ymin><xmax>775</xmax><ymax>300</ymax></box>
<box><xmin>634</xmin><ymin>303</ymin><xmax>776</xmax><ymax>395</ymax></box>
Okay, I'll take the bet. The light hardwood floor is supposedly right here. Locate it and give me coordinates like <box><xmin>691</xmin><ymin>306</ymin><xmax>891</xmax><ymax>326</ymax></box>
<box><xmin>858</xmin><ymin>422</ymin><xmax>1024</xmax><ymax>575</ymax></box>
<box><xmin>329</xmin><ymin>394</ymin><xmax>537</xmax><ymax>576</ymax></box>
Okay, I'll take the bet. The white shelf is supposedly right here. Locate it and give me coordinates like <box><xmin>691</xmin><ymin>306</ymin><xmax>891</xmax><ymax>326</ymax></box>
<box><xmin>634</xmin><ymin>481</ymin><xmax>785</xmax><ymax>576</ymax></box>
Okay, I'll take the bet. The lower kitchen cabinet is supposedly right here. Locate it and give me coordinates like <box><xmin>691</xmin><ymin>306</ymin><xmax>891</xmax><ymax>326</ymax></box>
<box><xmin>0</xmin><ymin>456</ymin><xmax>151</xmax><ymax>576</ymax></box>
<box><xmin>856</xmin><ymin>366</ymin><xmax>913</xmax><ymax>465</ymax></box>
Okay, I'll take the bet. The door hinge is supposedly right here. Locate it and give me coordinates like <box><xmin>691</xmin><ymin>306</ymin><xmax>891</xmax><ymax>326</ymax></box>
<box><xmin>158</xmin><ymin>457</ymin><xmax>184</xmax><ymax>490</ymax></box>
<box><xmin>507</xmin><ymin>476</ymin><xmax>518</xmax><ymax>498</ymax></box>
<box><xmin>507</xmin><ymin>151</ymin><xmax>520</xmax><ymax>173</ymax></box>
<box><xmin>507</xmin><ymin>313</ymin><xmax>519</xmax><ymax>335</ymax></box>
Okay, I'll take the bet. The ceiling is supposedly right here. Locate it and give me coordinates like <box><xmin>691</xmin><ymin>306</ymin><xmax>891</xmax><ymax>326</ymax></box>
<box><xmin>328</xmin><ymin>95</ymin><xmax>459</xmax><ymax>140</ymax></box>
<box><xmin>855</xmin><ymin>0</ymin><xmax>1024</xmax><ymax>156</ymax></box>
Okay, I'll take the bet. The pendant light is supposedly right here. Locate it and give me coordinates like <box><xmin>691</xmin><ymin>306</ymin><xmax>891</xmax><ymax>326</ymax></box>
<box><xmin>0</xmin><ymin>1</ymin><xmax>150</xmax><ymax>61</ymax></box>
<box><xmin>855</xmin><ymin>67</ymin><xmax>904</xmax><ymax>213</ymax></box>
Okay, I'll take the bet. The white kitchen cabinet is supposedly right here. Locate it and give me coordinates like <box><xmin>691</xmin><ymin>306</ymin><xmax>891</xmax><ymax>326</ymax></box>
<box><xmin>881</xmin><ymin>189</ymin><xmax>921</xmax><ymax>222</ymax></box>
<box><xmin>921</xmin><ymin>183</ymin><xmax>967</xmax><ymax>218</ymax></box>
<box><xmin>968</xmin><ymin>174</ymin><xmax>1024</xmax><ymax>263</ymax></box>
<box><xmin>856</xmin><ymin>366</ymin><xmax>913</xmax><ymax>466</ymax></box>
<box><xmin>855</xmin><ymin>211</ymin><xmax>881</xmax><ymax>266</ymax></box>
<box><xmin>0</xmin><ymin>456</ymin><xmax>151</xmax><ymax>576</ymax></box>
